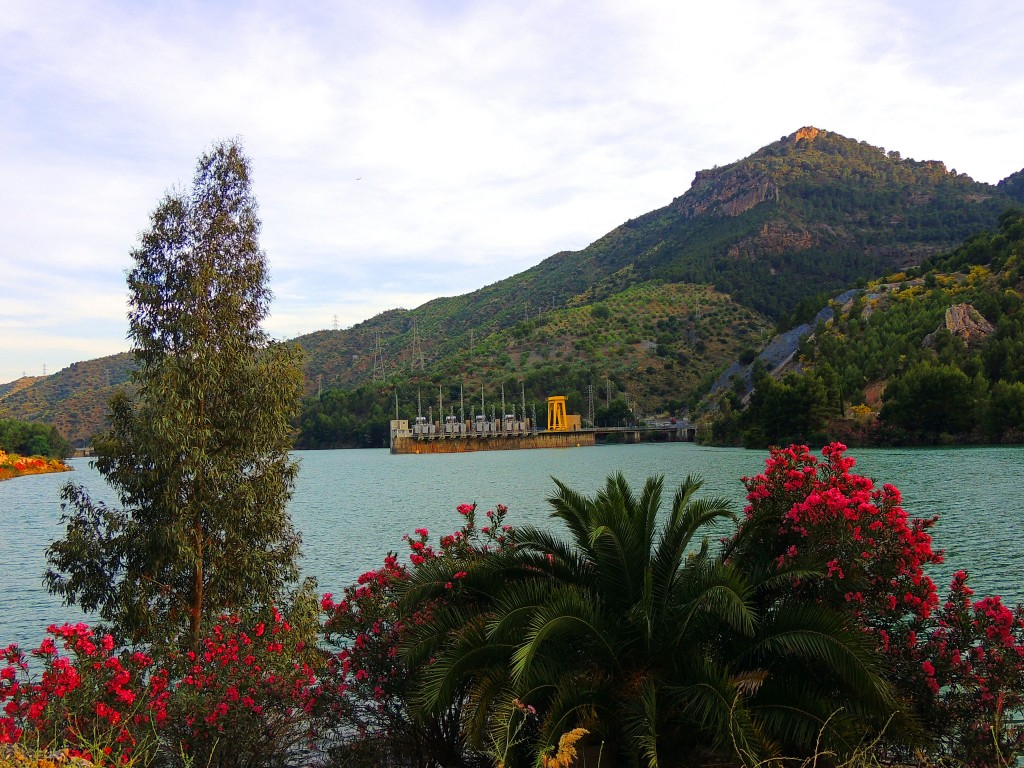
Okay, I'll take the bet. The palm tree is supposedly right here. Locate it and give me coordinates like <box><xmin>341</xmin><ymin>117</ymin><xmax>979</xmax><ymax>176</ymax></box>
<box><xmin>402</xmin><ymin>473</ymin><xmax>896</xmax><ymax>767</ymax></box>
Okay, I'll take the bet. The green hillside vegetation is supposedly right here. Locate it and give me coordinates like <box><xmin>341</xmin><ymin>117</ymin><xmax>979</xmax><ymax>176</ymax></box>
<box><xmin>4</xmin><ymin>127</ymin><xmax>1023</xmax><ymax>446</ymax></box>
<box><xmin>298</xmin><ymin>128</ymin><xmax>1015</xmax><ymax>391</ymax></box>
<box><xmin>706</xmin><ymin>209</ymin><xmax>1024</xmax><ymax>446</ymax></box>
<box><xmin>0</xmin><ymin>353</ymin><xmax>133</xmax><ymax>447</ymax></box>
<box><xmin>296</xmin><ymin>281</ymin><xmax>771</xmax><ymax>447</ymax></box>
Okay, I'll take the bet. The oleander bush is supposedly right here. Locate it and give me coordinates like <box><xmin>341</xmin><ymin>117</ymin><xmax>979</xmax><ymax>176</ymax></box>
<box><xmin>1</xmin><ymin>601</ymin><xmax>323</xmax><ymax>768</ymax></box>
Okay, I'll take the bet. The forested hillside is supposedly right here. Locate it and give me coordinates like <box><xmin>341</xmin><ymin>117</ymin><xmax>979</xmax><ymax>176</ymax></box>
<box><xmin>296</xmin><ymin>282</ymin><xmax>770</xmax><ymax>447</ymax></box>
<box><xmin>5</xmin><ymin>127</ymin><xmax>1023</xmax><ymax>446</ymax></box>
<box><xmin>705</xmin><ymin>209</ymin><xmax>1024</xmax><ymax>446</ymax></box>
<box><xmin>0</xmin><ymin>354</ymin><xmax>132</xmax><ymax>447</ymax></box>
<box><xmin>297</xmin><ymin>127</ymin><xmax>1017</xmax><ymax>390</ymax></box>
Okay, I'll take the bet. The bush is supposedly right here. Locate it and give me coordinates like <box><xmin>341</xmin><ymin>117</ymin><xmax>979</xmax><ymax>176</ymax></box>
<box><xmin>1</xmin><ymin>624</ymin><xmax>164</xmax><ymax>765</ymax></box>
<box><xmin>319</xmin><ymin>502</ymin><xmax>513</xmax><ymax>767</ymax></box>
<box><xmin>1</xmin><ymin>602</ymin><xmax>323</xmax><ymax>768</ymax></box>
<box><xmin>731</xmin><ymin>443</ymin><xmax>1024</xmax><ymax>766</ymax></box>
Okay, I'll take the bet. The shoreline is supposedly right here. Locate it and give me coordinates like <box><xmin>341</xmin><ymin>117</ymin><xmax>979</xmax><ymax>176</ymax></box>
<box><xmin>0</xmin><ymin>453</ymin><xmax>72</xmax><ymax>482</ymax></box>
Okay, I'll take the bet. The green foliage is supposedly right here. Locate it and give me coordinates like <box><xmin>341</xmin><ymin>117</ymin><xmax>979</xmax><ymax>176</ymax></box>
<box><xmin>296</xmin><ymin>383</ymin><xmax>394</xmax><ymax>449</ymax></box>
<box><xmin>402</xmin><ymin>473</ymin><xmax>896</xmax><ymax>767</ymax></box>
<box><xmin>741</xmin><ymin>371</ymin><xmax>831</xmax><ymax>447</ymax></box>
<box><xmin>880</xmin><ymin>362</ymin><xmax>981</xmax><ymax>435</ymax></box>
<box><xmin>712</xmin><ymin>210</ymin><xmax>1024</xmax><ymax>445</ymax></box>
<box><xmin>0</xmin><ymin>418</ymin><xmax>71</xmax><ymax>459</ymax></box>
<box><xmin>44</xmin><ymin>140</ymin><xmax>305</xmax><ymax>651</ymax></box>
<box><xmin>985</xmin><ymin>380</ymin><xmax>1024</xmax><ymax>436</ymax></box>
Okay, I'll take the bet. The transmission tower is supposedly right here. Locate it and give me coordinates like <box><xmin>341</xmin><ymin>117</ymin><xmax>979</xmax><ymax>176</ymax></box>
<box><xmin>411</xmin><ymin>321</ymin><xmax>425</xmax><ymax>370</ymax></box>
<box><xmin>372</xmin><ymin>332</ymin><xmax>386</xmax><ymax>383</ymax></box>
<box><xmin>332</xmin><ymin>314</ymin><xmax>339</xmax><ymax>331</ymax></box>
<box><xmin>587</xmin><ymin>384</ymin><xmax>595</xmax><ymax>427</ymax></box>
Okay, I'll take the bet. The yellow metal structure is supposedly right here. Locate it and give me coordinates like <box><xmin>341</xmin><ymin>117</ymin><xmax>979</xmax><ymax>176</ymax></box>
<box><xmin>547</xmin><ymin>396</ymin><xmax>568</xmax><ymax>431</ymax></box>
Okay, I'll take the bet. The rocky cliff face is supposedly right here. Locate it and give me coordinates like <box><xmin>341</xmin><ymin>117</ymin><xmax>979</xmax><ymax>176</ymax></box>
<box><xmin>675</xmin><ymin>167</ymin><xmax>780</xmax><ymax>220</ymax></box>
<box><xmin>673</xmin><ymin>127</ymin><xmax>826</xmax><ymax>222</ymax></box>
<box><xmin>727</xmin><ymin>221</ymin><xmax>816</xmax><ymax>261</ymax></box>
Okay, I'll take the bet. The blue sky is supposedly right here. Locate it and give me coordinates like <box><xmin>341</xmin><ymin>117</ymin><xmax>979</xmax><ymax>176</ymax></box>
<box><xmin>2</xmin><ymin>0</ymin><xmax>1023</xmax><ymax>384</ymax></box>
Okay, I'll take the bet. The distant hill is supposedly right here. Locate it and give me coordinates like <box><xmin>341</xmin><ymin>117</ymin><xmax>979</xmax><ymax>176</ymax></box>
<box><xmin>0</xmin><ymin>354</ymin><xmax>133</xmax><ymax>447</ymax></box>
<box><xmin>5</xmin><ymin>127</ymin><xmax>1023</xmax><ymax>445</ymax></box>
<box><xmin>0</xmin><ymin>376</ymin><xmax>45</xmax><ymax>400</ymax></box>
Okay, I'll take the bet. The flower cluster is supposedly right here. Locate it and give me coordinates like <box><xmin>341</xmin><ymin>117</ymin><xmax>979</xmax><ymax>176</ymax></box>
<box><xmin>1</xmin><ymin>623</ymin><xmax>161</xmax><ymax>764</ymax></box>
<box><xmin>2</xmin><ymin>606</ymin><xmax>322</xmax><ymax>767</ymax></box>
<box><xmin>738</xmin><ymin>443</ymin><xmax>1024</xmax><ymax>766</ymax></box>
<box><xmin>740</xmin><ymin>443</ymin><xmax>942</xmax><ymax>631</ymax></box>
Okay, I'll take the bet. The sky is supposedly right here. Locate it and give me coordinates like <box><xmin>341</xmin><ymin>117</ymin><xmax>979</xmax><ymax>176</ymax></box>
<box><xmin>2</xmin><ymin>0</ymin><xmax>1023</xmax><ymax>385</ymax></box>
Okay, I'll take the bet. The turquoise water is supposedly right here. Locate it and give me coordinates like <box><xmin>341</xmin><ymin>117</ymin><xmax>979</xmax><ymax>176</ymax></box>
<box><xmin>2</xmin><ymin>443</ymin><xmax>1022</xmax><ymax>650</ymax></box>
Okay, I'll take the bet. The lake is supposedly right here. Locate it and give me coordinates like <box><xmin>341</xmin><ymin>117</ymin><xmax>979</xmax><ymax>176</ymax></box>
<box><xmin>2</xmin><ymin>443</ymin><xmax>1022</xmax><ymax>650</ymax></box>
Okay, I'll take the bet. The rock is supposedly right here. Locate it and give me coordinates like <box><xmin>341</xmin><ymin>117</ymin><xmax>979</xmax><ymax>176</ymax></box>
<box><xmin>922</xmin><ymin>303</ymin><xmax>994</xmax><ymax>349</ymax></box>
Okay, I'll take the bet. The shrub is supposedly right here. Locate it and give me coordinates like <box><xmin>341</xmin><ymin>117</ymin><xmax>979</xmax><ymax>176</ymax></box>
<box><xmin>319</xmin><ymin>502</ymin><xmax>513</xmax><ymax>767</ymax></box>
<box><xmin>1</xmin><ymin>624</ymin><xmax>163</xmax><ymax>765</ymax></box>
<box><xmin>1</xmin><ymin>602</ymin><xmax>323</xmax><ymax>768</ymax></box>
<box><xmin>731</xmin><ymin>443</ymin><xmax>1024</xmax><ymax>766</ymax></box>
<box><xmin>159</xmin><ymin>601</ymin><xmax>323</xmax><ymax>768</ymax></box>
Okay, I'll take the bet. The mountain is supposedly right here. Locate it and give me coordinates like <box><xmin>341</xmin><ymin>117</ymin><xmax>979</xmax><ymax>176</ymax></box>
<box><xmin>4</xmin><ymin>127</ymin><xmax>1022</xmax><ymax>445</ymax></box>
<box><xmin>297</xmin><ymin>127</ymin><xmax>1018</xmax><ymax>382</ymax></box>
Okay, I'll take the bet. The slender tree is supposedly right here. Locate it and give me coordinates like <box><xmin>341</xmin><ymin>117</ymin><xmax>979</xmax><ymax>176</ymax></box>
<box><xmin>45</xmin><ymin>140</ymin><xmax>304</xmax><ymax>650</ymax></box>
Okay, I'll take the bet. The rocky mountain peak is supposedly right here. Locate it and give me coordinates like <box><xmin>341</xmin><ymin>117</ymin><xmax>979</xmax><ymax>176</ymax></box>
<box><xmin>791</xmin><ymin>126</ymin><xmax>823</xmax><ymax>143</ymax></box>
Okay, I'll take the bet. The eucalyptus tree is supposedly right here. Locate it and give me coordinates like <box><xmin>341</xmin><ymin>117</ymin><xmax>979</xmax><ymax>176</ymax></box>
<box><xmin>403</xmin><ymin>473</ymin><xmax>896</xmax><ymax>767</ymax></box>
<box><xmin>45</xmin><ymin>140</ymin><xmax>304</xmax><ymax>651</ymax></box>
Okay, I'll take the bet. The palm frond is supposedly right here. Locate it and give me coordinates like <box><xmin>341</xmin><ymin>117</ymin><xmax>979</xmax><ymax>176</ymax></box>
<box><xmin>509</xmin><ymin>586</ymin><xmax>617</xmax><ymax>686</ymax></box>
<box><xmin>671</xmin><ymin>560</ymin><xmax>756</xmax><ymax>641</ymax></box>
<box><xmin>742</xmin><ymin>601</ymin><xmax>894</xmax><ymax>711</ymax></box>
<box><xmin>668</xmin><ymin>659</ymin><xmax>765</xmax><ymax>762</ymax></box>
<box><xmin>547</xmin><ymin>477</ymin><xmax>601</xmax><ymax>554</ymax></box>
<box><xmin>651</xmin><ymin>489</ymin><xmax>734</xmax><ymax>611</ymax></box>
<box><xmin>621</xmin><ymin>676</ymin><xmax>661</xmax><ymax>768</ymax></box>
